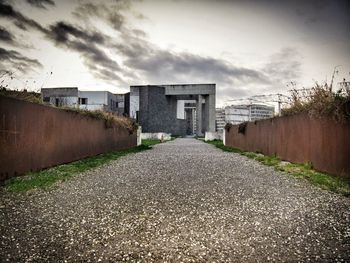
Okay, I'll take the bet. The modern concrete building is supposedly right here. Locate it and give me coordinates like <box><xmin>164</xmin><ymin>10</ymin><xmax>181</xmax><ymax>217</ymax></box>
<box><xmin>224</xmin><ymin>104</ymin><xmax>275</xmax><ymax>124</ymax></box>
<box><xmin>215</xmin><ymin>108</ymin><xmax>225</xmax><ymax>131</ymax></box>
<box><xmin>41</xmin><ymin>87</ymin><xmax>125</xmax><ymax>114</ymax></box>
<box><xmin>41</xmin><ymin>87</ymin><xmax>79</xmax><ymax>107</ymax></box>
<box><xmin>249</xmin><ymin>104</ymin><xmax>275</xmax><ymax>121</ymax></box>
<box><xmin>129</xmin><ymin>84</ymin><xmax>216</xmax><ymax>136</ymax></box>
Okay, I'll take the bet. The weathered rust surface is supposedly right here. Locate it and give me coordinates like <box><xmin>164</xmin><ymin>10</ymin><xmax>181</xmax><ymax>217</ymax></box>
<box><xmin>0</xmin><ymin>96</ymin><xmax>137</xmax><ymax>181</ymax></box>
<box><xmin>225</xmin><ymin>113</ymin><xmax>350</xmax><ymax>179</ymax></box>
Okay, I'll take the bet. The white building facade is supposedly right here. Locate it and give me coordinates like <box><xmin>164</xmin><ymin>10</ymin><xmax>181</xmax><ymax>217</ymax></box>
<box><xmin>218</xmin><ymin>104</ymin><xmax>275</xmax><ymax>126</ymax></box>
<box><xmin>41</xmin><ymin>87</ymin><xmax>125</xmax><ymax>114</ymax></box>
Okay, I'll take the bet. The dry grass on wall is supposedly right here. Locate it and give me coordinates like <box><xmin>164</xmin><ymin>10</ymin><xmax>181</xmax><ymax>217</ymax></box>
<box><xmin>281</xmin><ymin>83</ymin><xmax>350</xmax><ymax>123</ymax></box>
<box><xmin>61</xmin><ymin>107</ymin><xmax>137</xmax><ymax>133</ymax></box>
<box><xmin>0</xmin><ymin>87</ymin><xmax>42</xmax><ymax>104</ymax></box>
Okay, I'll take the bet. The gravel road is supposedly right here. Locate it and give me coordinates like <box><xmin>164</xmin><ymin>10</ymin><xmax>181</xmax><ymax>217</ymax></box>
<box><xmin>1</xmin><ymin>138</ymin><xmax>349</xmax><ymax>262</ymax></box>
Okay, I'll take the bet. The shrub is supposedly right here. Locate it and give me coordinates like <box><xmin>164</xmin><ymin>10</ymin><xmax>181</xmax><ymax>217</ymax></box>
<box><xmin>224</xmin><ymin>122</ymin><xmax>234</xmax><ymax>131</ymax></box>
<box><xmin>61</xmin><ymin>107</ymin><xmax>137</xmax><ymax>133</ymax></box>
<box><xmin>281</xmin><ymin>83</ymin><xmax>350</xmax><ymax>123</ymax></box>
<box><xmin>0</xmin><ymin>87</ymin><xmax>41</xmax><ymax>104</ymax></box>
<box><xmin>238</xmin><ymin>122</ymin><xmax>248</xmax><ymax>134</ymax></box>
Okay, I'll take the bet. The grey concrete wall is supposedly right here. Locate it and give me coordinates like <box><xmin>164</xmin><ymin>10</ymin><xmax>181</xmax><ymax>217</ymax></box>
<box><xmin>131</xmin><ymin>84</ymin><xmax>216</xmax><ymax>135</ymax></box>
<box><xmin>203</xmin><ymin>95</ymin><xmax>209</xmax><ymax>132</ymax></box>
<box><xmin>41</xmin><ymin>87</ymin><xmax>78</xmax><ymax>97</ymax></box>
<box><xmin>139</xmin><ymin>86</ymin><xmax>188</xmax><ymax>136</ymax></box>
<box><xmin>41</xmin><ymin>88</ymin><xmax>79</xmax><ymax>107</ymax></box>
<box><xmin>164</xmin><ymin>84</ymin><xmax>215</xmax><ymax>95</ymax></box>
<box><xmin>208</xmin><ymin>94</ymin><xmax>216</xmax><ymax>131</ymax></box>
<box><xmin>196</xmin><ymin>95</ymin><xmax>203</xmax><ymax>136</ymax></box>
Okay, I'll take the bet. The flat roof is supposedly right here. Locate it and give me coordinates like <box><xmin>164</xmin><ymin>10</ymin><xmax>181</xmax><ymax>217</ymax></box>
<box><xmin>130</xmin><ymin>84</ymin><xmax>216</xmax><ymax>95</ymax></box>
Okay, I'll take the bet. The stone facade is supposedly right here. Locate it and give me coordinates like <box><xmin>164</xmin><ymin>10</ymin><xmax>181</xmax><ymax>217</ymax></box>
<box><xmin>130</xmin><ymin>84</ymin><xmax>216</xmax><ymax>136</ymax></box>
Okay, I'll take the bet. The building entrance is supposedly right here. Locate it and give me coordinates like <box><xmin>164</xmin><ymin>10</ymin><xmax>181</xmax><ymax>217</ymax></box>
<box><xmin>185</xmin><ymin>108</ymin><xmax>196</xmax><ymax>135</ymax></box>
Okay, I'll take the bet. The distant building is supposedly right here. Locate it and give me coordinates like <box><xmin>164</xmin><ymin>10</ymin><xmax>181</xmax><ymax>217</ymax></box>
<box><xmin>224</xmin><ymin>104</ymin><xmax>275</xmax><ymax>125</ymax></box>
<box><xmin>249</xmin><ymin>104</ymin><xmax>275</xmax><ymax>121</ymax></box>
<box><xmin>215</xmin><ymin>108</ymin><xmax>225</xmax><ymax>131</ymax></box>
<box><xmin>41</xmin><ymin>87</ymin><xmax>125</xmax><ymax>114</ymax></box>
<box><xmin>224</xmin><ymin>105</ymin><xmax>250</xmax><ymax>124</ymax></box>
<box><xmin>128</xmin><ymin>84</ymin><xmax>216</xmax><ymax>136</ymax></box>
<box><xmin>41</xmin><ymin>87</ymin><xmax>79</xmax><ymax>107</ymax></box>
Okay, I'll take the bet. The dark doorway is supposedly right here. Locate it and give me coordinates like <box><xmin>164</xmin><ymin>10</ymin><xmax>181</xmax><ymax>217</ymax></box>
<box><xmin>185</xmin><ymin>108</ymin><xmax>194</xmax><ymax>135</ymax></box>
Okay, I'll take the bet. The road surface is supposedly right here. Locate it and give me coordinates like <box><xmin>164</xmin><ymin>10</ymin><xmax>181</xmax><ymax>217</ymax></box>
<box><xmin>0</xmin><ymin>138</ymin><xmax>349</xmax><ymax>262</ymax></box>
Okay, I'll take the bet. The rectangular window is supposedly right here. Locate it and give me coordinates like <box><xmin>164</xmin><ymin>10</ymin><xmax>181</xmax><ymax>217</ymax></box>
<box><xmin>79</xmin><ymin>98</ymin><xmax>88</xmax><ymax>105</ymax></box>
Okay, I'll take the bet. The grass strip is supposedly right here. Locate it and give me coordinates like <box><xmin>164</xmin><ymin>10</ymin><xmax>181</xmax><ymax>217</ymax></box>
<box><xmin>206</xmin><ymin>140</ymin><xmax>350</xmax><ymax>197</ymax></box>
<box><xmin>5</xmin><ymin>139</ymin><xmax>162</xmax><ymax>193</ymax></box>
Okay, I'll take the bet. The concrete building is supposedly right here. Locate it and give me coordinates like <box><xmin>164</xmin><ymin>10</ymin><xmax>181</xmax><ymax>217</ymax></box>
<box><xmin>224</xmin><ymin>104</ymin><xmax>274</xmax><ymax>124</ymax></box>
<box><xmin>249</xmin><ymin>104</ymin><xmax>275</xmax><ymax>121</ymax></box>
<box><xmin>224</xmin><ymin>105</ymin><xmax>250</xmax><ymax>124</ymax></box>
<box><xmin>129</xmin><ymin>84</ymin><xmax>216</xmax><ymax>136</ymax></box>
<box><xmin>41</xmin><ymin>87</ymin><xmax>79</xmax><ymax>107</ymax></box>
<box><xmin>41</xmin><ymin>87</ymin><xmax>125</xmax><ymax>114</ymax></box>
<box><xmin>215</xmin><ymin>108</ymin><xmax>225</xmax><ymax>131</ymax></box>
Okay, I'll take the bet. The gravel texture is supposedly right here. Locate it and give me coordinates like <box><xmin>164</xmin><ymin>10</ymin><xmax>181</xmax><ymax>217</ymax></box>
<box><xmin>0</xmin><ymin>138</ymin><xmax>349</xmax><ymax>262</ymax></box>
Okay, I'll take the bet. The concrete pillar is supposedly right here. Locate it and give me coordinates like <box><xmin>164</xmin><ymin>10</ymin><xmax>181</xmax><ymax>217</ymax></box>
<box><xmin>196</xmin><ymin>94</ymin><xmax>203</xmax><ymax>136</ymax></box>
<box><xmin>137</xmin><ymin>126</ymin><xmax>142</xmax><ymax>146</ymax></box>
<box><xmin>208</xmin><ymin>94</ymin><xmax>216</xmax><ymax>132</ymax></box>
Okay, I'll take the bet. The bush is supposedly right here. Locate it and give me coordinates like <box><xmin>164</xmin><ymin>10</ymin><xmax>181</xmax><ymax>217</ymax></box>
<box><xmin>281</xmin><ymin>83</ymin><xmax>350</xmax><ymax>123</ymax></box>
<box><xmin>0</xmin><ymin>87</ymin><xmax>41</xmax><ymax>104</ymax></box>
<box><xmin>61</xmin><ymin>107</ymin><xmax>137</xmax><ymax>133</ymax></box>
<box><xmin>224</xmin><ymin>122</ymin><xmax>234</xmax><ymax>131</ymax></box>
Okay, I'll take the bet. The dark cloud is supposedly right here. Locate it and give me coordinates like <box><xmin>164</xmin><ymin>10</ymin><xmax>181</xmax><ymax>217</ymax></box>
<box><xmin>13</xmin><ymin>21</ymin><xmax>27</xmax><ymax>30</ymax></box>
<box><xmin>0</xmin><ymin>0</ymin><xmax>302</xmax><ymax>100</ymax></box>
<box><xmin>293</xmin><ymin>0</ymin><xmax>334</xmax><ymax>25</ymax></box>
<box><xmin>263</xmin><ymin>47</ymin><xmax>302</xmax><ymax>82</ymax></box>
<box><xmin>26</xmin><ymin>0</ymin><xmax>55</xmax><ymax>9</ymax></box>
<box><xmin>126</xmin><ymin>50</ymin><xmax>268</xmax><ymax>84</ymax></box>
<box><xmin>0</xmin><ymin>47</ymin><xmax>42</xmax><ymax>73</ymax></box>
<box><xmin>0</xmin><ymin>26</ymin><xmax>14</xmax><ymax>43</ymax></box>
<box><xmin>70</xmin><ymin>1</ymin><xmax>269</xmax><ymax>90</ymax></box>
<box><xmin>0</xmin><ymin>23</ymin><xmax>35</xmax><ymax>49</ymax></box>
<box><xmin>73</xmin><ymin>2</ymin><xmax>126</xmax><ymax>31</ymax></box>
<box><xmin>0</xmin><ymin>1</ymin><xmax>48</xmax><ymax>33</ymax></box>
<box><xmin>49</xmin><ymin>21</ymin><xmax>106</xmax><ymax>44</ymax></box>
<box><xmin>46</xmin><ymin>21</ymin><xmax>128</xmax><ymax>83</ymax></box>
<box><xmin>111</xmin><ymin>29</ymin><xmax>269</xmax><ymax>87</ymax></box>
<box><xmin>0</xmin><ymin>1</ymin><xmax>126</xmax><ymax>84</ymax></box>
<box><xmin>72</xmin><ymin>2</ymin><xmax>106</xmax><ymax>19</ymax></box>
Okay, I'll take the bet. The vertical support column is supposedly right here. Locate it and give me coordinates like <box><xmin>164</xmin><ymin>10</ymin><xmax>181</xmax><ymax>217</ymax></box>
<box><xmin>196</xmin><ymin>94</ymin><xmax>203</xmax><ymax>136</ymax></box>
<box><xmin>208</xmin><ymin>94</ymin><xmax>216</xmax><ymax>132</ymax></box>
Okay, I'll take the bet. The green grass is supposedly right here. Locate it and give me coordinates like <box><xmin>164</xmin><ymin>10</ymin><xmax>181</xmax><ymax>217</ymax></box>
<box><xmin>205</xmin><ymin>139</ymin><xmax>350</xmax><ymax>197</ymax></box>
<box><xmin>206</xmin><ymin>139</ymin><xmax>242</xmax><ymax>153</ymax></box>
<box><xmin>277</xmin><ymin>163</ymin><xmax>350</xmax><ymax>197</ymax></box>
<box><xmin>5</xmin><ymin>139</ymin><xmax>161</xmax><ymax>193</ymax></box>
<box><xmin>141</xmin><ymin>139</ymin><xmax>163</xmax><ymax>147</ymax></box>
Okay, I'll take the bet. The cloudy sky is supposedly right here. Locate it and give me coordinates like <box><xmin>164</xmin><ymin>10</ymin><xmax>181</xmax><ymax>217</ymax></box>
<box><xmin>0</xmin><ymin>0</ymin><xmax>349</xmax><ymax>106</ymax></box>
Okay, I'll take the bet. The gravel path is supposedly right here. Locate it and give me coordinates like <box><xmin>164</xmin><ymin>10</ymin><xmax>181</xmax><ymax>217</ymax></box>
<box><xmin>0</xmin><ymin>138</ymin><xmax>349</xmax><ymax>262</ymax></box>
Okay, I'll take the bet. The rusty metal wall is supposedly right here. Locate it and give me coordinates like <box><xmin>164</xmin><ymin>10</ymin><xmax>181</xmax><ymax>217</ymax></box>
<box><xmin>225</xmin><ymin>113</ymin><xmax>350</xmax><ymax>179</ymax></box>
<box><xmin>0</xmin><ymin>96</ymin><xmax>137</xmax><ymax>181</ymax></box>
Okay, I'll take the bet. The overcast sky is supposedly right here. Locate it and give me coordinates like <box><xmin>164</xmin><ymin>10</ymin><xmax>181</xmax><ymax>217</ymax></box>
<box><xmin>0</xmin><ymin>0</ymin><xmax>349</xmax><ymax>106</ymax></box>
